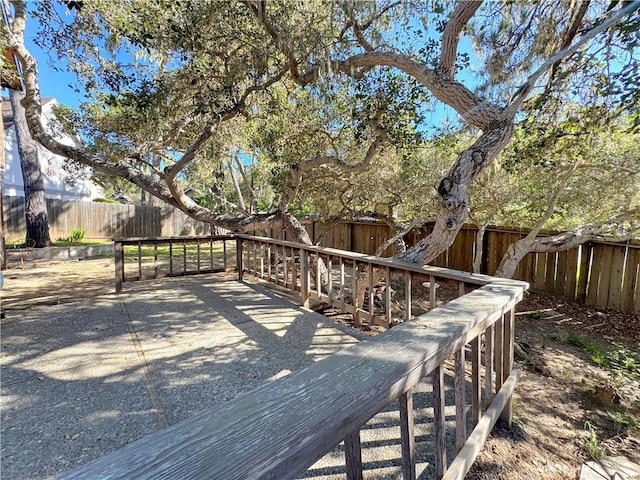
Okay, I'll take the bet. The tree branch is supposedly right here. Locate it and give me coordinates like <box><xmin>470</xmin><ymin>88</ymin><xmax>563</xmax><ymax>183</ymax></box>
<box><xmin>506</xmin><ymin>1</ymin><xmax>639</xmax><ymax>119</ymax></box>
<box><xmin>437</xmin><ymin>1</ymin><xmax>482</xmax><ymax>78</ymax></box>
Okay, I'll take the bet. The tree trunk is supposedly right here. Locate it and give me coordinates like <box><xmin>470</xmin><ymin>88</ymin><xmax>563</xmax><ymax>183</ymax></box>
<box><xmin>494</xmin><ymin>240</ymin><xmax>533</xmax><ymax>279</ymax></box>
<box><xmin>8</xmin><ymin>89</ymin><xmax>51</xmax><ymax>248</ymax></box>
<box><xmin>396</xmin><ymin>121</ymin><xmax>514</xmax><ymax>265</ymax></box>
<box><xmin>1</xmin><ymin>106</ymin><xmax>6</xmax><ymax>269</ymax></box>
<box><xmin>472</xmin><ymin>224</ymin><xmax>486</xmax><ymax>274</ymax></box>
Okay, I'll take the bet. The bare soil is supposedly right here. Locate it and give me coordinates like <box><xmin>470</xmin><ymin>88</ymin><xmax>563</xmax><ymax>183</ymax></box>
<box><xmin>3</xmin><ymin>258</ymin><xmax>639</xmax><ymax>479</ymax></box>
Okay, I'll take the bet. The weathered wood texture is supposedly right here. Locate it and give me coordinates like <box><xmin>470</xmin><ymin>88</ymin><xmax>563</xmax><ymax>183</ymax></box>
<box><xmin>114</xmin><ymin>236</ymin><xmax>234</xmax><ymax>293</ymax></box>
<box><xmin>58</xmin><ymin>270</ymin><xmax>527</xmax><ymax>480</ymax></box>
<box><xmin>3</xmin><ymin>196</ymin><xmax>211</xmax><ymax>240</ymax></box>
<box><xmin>265</xmin><ymin>221</ymin><xmax>639</xmax><ymax>314</ymax></box>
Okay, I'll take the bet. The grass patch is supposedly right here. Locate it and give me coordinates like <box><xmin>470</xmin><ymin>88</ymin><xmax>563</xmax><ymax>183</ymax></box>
<box><xmin>54</xmin><ymin>240</ymin><xmax>111</xmax><ymax>247</ymax></box>
<box><xmin>123</xmin><ymin>243</ymin><xmax>230</xmax><ymax>260</ymax></box>
<box><xmin>567</xmin><ymin>332</ymin><xmax>640</xmax><ymax>381</ymax></box>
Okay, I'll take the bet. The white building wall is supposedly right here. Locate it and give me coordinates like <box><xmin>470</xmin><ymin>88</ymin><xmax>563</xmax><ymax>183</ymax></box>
<box><xmin>3</xmin><ymin>99</ymin><xmax>103</xmax><ymax>201</ymax></box>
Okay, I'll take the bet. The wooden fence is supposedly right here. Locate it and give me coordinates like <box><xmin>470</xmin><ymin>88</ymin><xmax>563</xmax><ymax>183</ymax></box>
<box><xmin>264</xmin><ymin>220</ymin><xmax>640</xmax><ymax>315</ymax></box>
<box><xmin>2</xmin><ymin>196</ymin><xmax>211</xmax><ymax>241</ymax></box>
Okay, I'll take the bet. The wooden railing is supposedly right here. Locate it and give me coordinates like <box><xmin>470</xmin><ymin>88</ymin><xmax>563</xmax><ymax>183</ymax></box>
<box><xmin>238</xmin><ymin>234</ymin><xmax>500</xmax><ymax>328</ymax></box>
<box><xmin>91</xmin><ymin>234</ymin><xmax>528</xmax><ymax>480</ymax></box>
<box><xmin>113</xmin><ymin>235</ymin><xmax>235</xmax><ymax>293</ymax></box>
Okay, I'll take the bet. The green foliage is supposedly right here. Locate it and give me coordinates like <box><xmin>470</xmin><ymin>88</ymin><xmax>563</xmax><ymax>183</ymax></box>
<box><xmin>567</xmin><ymin>332</ymin><xmax>640</xmax><ymax>381</ymax></box>
<box><xmin>92</xmin><ymin>197</ymin><xmax>118</xmax><ymax>203</ymax></box>
<box><xmin>583</xmin><ymin>421</ymin><xmax>604</xmax><ymax>460</ymax></box>
<box><xmin>69</xmin><ymin>228</ymin><xmax>86</xmax><ymax>242</ymax></box>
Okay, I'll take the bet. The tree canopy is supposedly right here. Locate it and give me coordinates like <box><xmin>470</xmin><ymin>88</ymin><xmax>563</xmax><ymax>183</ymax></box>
<box><xmin>2</xmin><ymin>0</ymin><xmax>639</xmax><ymax>265</ymax></box>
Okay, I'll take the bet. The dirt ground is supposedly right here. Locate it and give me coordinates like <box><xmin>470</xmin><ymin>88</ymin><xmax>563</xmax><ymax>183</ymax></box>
<box><xmin>2</xmin><ymin>257</ymin><xmax>639</xmax><ymax>479</ymax></box>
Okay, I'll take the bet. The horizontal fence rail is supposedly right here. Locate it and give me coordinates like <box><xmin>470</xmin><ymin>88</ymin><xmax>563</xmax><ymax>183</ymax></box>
<box><xmin>261</xmin><ymin>220</ymin><xmax>639</xmax><ymax>315</ymax></box>
<box><xmin>238</xmin><ymin>234</ymin><xmax>496</xmax><ymax>330</ymax></box>
<box><xmin>86</xmin><ymin>234</ymin><xmax>528</xmax><ymax>480</ymax></box>
<box><xmin>114</xmin><ymin>235</ymin><xmax>236</xmax><ymax>293</ymax></box>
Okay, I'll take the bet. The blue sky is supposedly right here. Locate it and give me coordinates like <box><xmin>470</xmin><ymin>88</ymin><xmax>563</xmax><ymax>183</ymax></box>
<box><xmin>24</xmin><ymin>22</ymin><xmax>86</xmax><ymax>108</ymax></box>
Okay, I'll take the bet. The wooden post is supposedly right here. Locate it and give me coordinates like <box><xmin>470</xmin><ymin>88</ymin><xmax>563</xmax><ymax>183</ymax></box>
<box><xmin>300</xmin><ymin>248</ymin><xmax>310</xmax><ymax>308</ymax></box>
<box><xmin>455</xmin><ymin>348</ymin><xmax>466</xmax><ymax>452</ymax></box>
<box><xmin>385</xmin><ymin>267</ymin><xmax>392</xmax><ymax>328</ymax></box>
<box><xmin>316</xmin><ymin>253</ymin><xmax>321</xmax><ymax>298</ymax></box>
<box><xmin>340</xmin><ymin>258</ymin><xmax>346</xmax><ymax>312</ymax></box>
<box><xmin>405</xmin><ymin>271</ymin><xmax>412</xmax><ymax>321</ymax></box>
<box><xmin>429</xmin><ymin>274</ymin><xmax>436</xmax><ymax>309</ymax></box>
<box><xmin>153</xmin><ymin>243</ymin><xmax>158</xmax><ymax>279</ymax></box>
<box><xmin>500</xmin><ymin>307</ymin><xmax>516</xmax><ymax>425</ymax></box>
<box><xmin>484</xmin><ymin>324</ymin><xmax>494</xmax><ymax>409</ymax></box>
<box><xmin>368</xmin><ymin>263</ymin><xmax>374</xmax><ymax>322</ymax></box>
<box><xmin>197</xmin><ymin>239</ymin><xmax>201</xmax><ymax>273</ymax></box>
<box><xmin>169</xmin><ymin>240</ymin><xmax>173</xmax><ymax>276</ymax></box>
<box><xmin>433</xmin><ymin>365</ymin><xmax>447</xmax><ymax>479</ymax></box>
<box><xmin>344</xmin><ymin>430</ymin><xmax>363</xmax><ymax>480</ymax></box>
<box><xmin>137</xmin><ymin>241</ymin><xmax>142</xmax><ymax>280</ymax></box>
<box><xmin>494</xmin><ymin>316</ymin><xmax>504</xmax><ymax>394</ymax></box>
<box><xmin>182</xmin><ymin>239</ymin><xmax>187</xmax><ymax>275</ymax></box>
<box><xmin>114</xmin><ymin>240</ymin><xmax>124</xmax><ymax>294</ymax></box>
<box><xmin>210</xmin><ymin>238</ymin><xmax>214</xmax><ymax>272</ymax></box>
<box><xmin>353</xmin><ymin>260</ymin><xmax>361</xmax><ymax>327</ymax></box>
<box><xmin>471</xmin><ymin>336</ymin><xmax>481</xmax><ymax>427</ymax></box>
<box><xmin>399</xmin><ymin>389</ymin><xmax>416</xmax><ymax>480</ymax></box>
<box><xmin>291</xmin><ymin>247</ymin><xmax>298</xmax><ymax>292</ymax></box>
<box><xmin>236</xmin><ymin>237</ymin><xmax>244</xmax><ymax>281</ymax></box>
<box><xmin>223</xmin><ymin>239</ymin><xmax>227</xmax><ymax>271</ymax></box>
<box><xmin>283</xmin><ymin>246</ymin><xmax>289</xmax><ymax>288</ymax></box>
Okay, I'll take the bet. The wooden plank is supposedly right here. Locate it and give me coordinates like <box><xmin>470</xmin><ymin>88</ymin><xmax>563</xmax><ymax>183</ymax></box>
<box><xmin>533</xmin><ymin>253</ymin><xmax>546</xmax><ymax>291</ymax></box>
<box><xmin>300</xmin><ymin>249</ymin><xmax>309</xmax><ymax>308</ymax></box>
<box><xmin>484</xmin><ymin>325</ymin><xmax>494</xmax><ymax>409</ymax></box>
<box><xmin>454</xmin><ymin>348</ymin><xmax>466</xmax><ymax>452</ymax></box>
<box><xmin>543</xmin><ymin>251</ymin><xmax>557</xmax><ymax>293</ymax></box>
<box><xmin>500</xmin><ymin>308</ymin><xmax>515</xmax><ymax>425</ymax></box>
<box><xmin>353</xmin><ymin>260</ymin><xmax>361</xmax><ymax>328</ymax></box>
<box><xmin>596</xmin><ymin>245</ymin><xmax>614</xmax><ymax>307</ymax></box>
<box><xmin>494</xmin><ymin>315</ymin><xmax>503</xmax><ymax>394</ymax></box>
<box><xmin>607</xmin><ymin>245</ymin><xmax>626</xmax><ymax>311</ymax></box>
<box><xmin>554</xmin><ymin>250</ymin><xmax>567</xmax><ymax>296</ymax></box>
<box><xmin>236</xmin><ymin>238</ymin><xmax>243</xmax><ymax>281</ymax></box>
<box><xmin>622</xmin><ymin>248</ymin><xmax>639</xmax><ymax>314</ymax></box>
<box><xmin>563</xmin><ymin>247</ymin><xmax>579</xmax><ymax>299</ymax></box>
<box><xmin>316</xmin><ymin>253</ymin><xmax>322</xmax><ymax>298</ymax></box>
<box><xmin>368</xmin><ymin>263</ymin><xmax>374</xmax><ymax>320</ymax></box>
<box><xmin>405</xmin><ymin>270</ymin><xmax>412</xmax><ymax>322</ymax></box>
<box><xmin>340</xmin><ymin>258</ymin><xmax>346</xmax><ymax>312</ymax></box>
<box><xmin>429</xmin><ymin>274</ymin><xmax>437</xmax><ymax>309</ymax></box>
<box><xmin>442</xmin><ymin>368</ymin><xmax>522</xmax><ymax>480</ymax></box>
<box><xmin>114</xmin><ymin>241</ymin><xmax>123</xmax><ymax>294</ymax></box>
<box><xmin>577</xmin><ymin>243</ymin><xmax>592</xmax><ymax>304</ymax></box>
<box><xmin>586</xmin><ymin>244</ymin><xmax>604</xmax><ymax>306</ymax></box>
<box><xmin>470</xmin><ymin>336</ymin><xmax>481</xmax><ymax>427</ymax></box>
<box><xmin>344</xmin><ymin>430</ymin><xmax>363</xmax><ymax>480</ymax></box>
<box><xmin>433</xmin><ymin>365</ymin><xmax>447</xmax><ymax>479</ymax></box>
<box><xmin>399</xmin><ymin>390</ymin><xmax>416</xmax><ymax>480</ymax></box>
<box><xmin>386</xmin><ymin>267</ymin><xmax>392</xmax><ymax>328</ymax></box>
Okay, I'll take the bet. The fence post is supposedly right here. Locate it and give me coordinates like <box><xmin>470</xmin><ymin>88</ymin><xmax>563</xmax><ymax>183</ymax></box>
<box><xmin>114</xmin><ymin>240</ymin><xmax>124</xmax><ymax>294</ymax></box>
<box><xmin>236</xmin><ymin>236</ymin><xmax>244</xmax><ymax>281</ymax></box>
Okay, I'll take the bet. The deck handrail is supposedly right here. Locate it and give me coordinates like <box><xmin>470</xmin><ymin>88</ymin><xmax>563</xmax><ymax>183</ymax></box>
<box><xmin>58</xmin><ymin>276</ymin><xmax>527</xmax><ymax>480</ymax></box>
<box><xmin>237</xmin><ymin>234</ymin><xmax>497</xmax><ymax>286</ymax></box>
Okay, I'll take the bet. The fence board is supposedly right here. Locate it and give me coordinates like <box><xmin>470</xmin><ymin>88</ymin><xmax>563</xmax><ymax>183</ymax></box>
<box><xmin>607</xmin><ymin>246</ymin><xmax>626</xmax><ymax>311</ymax></box>
<box><xmin>3</xmin><ymin>196</ymin><xmax>210</xmax><ymax>241</ymax></box>
<box><xmin>622</xmin><ymin>247</ymin><xmax>639</xmax><ymax>314</ymax></box>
